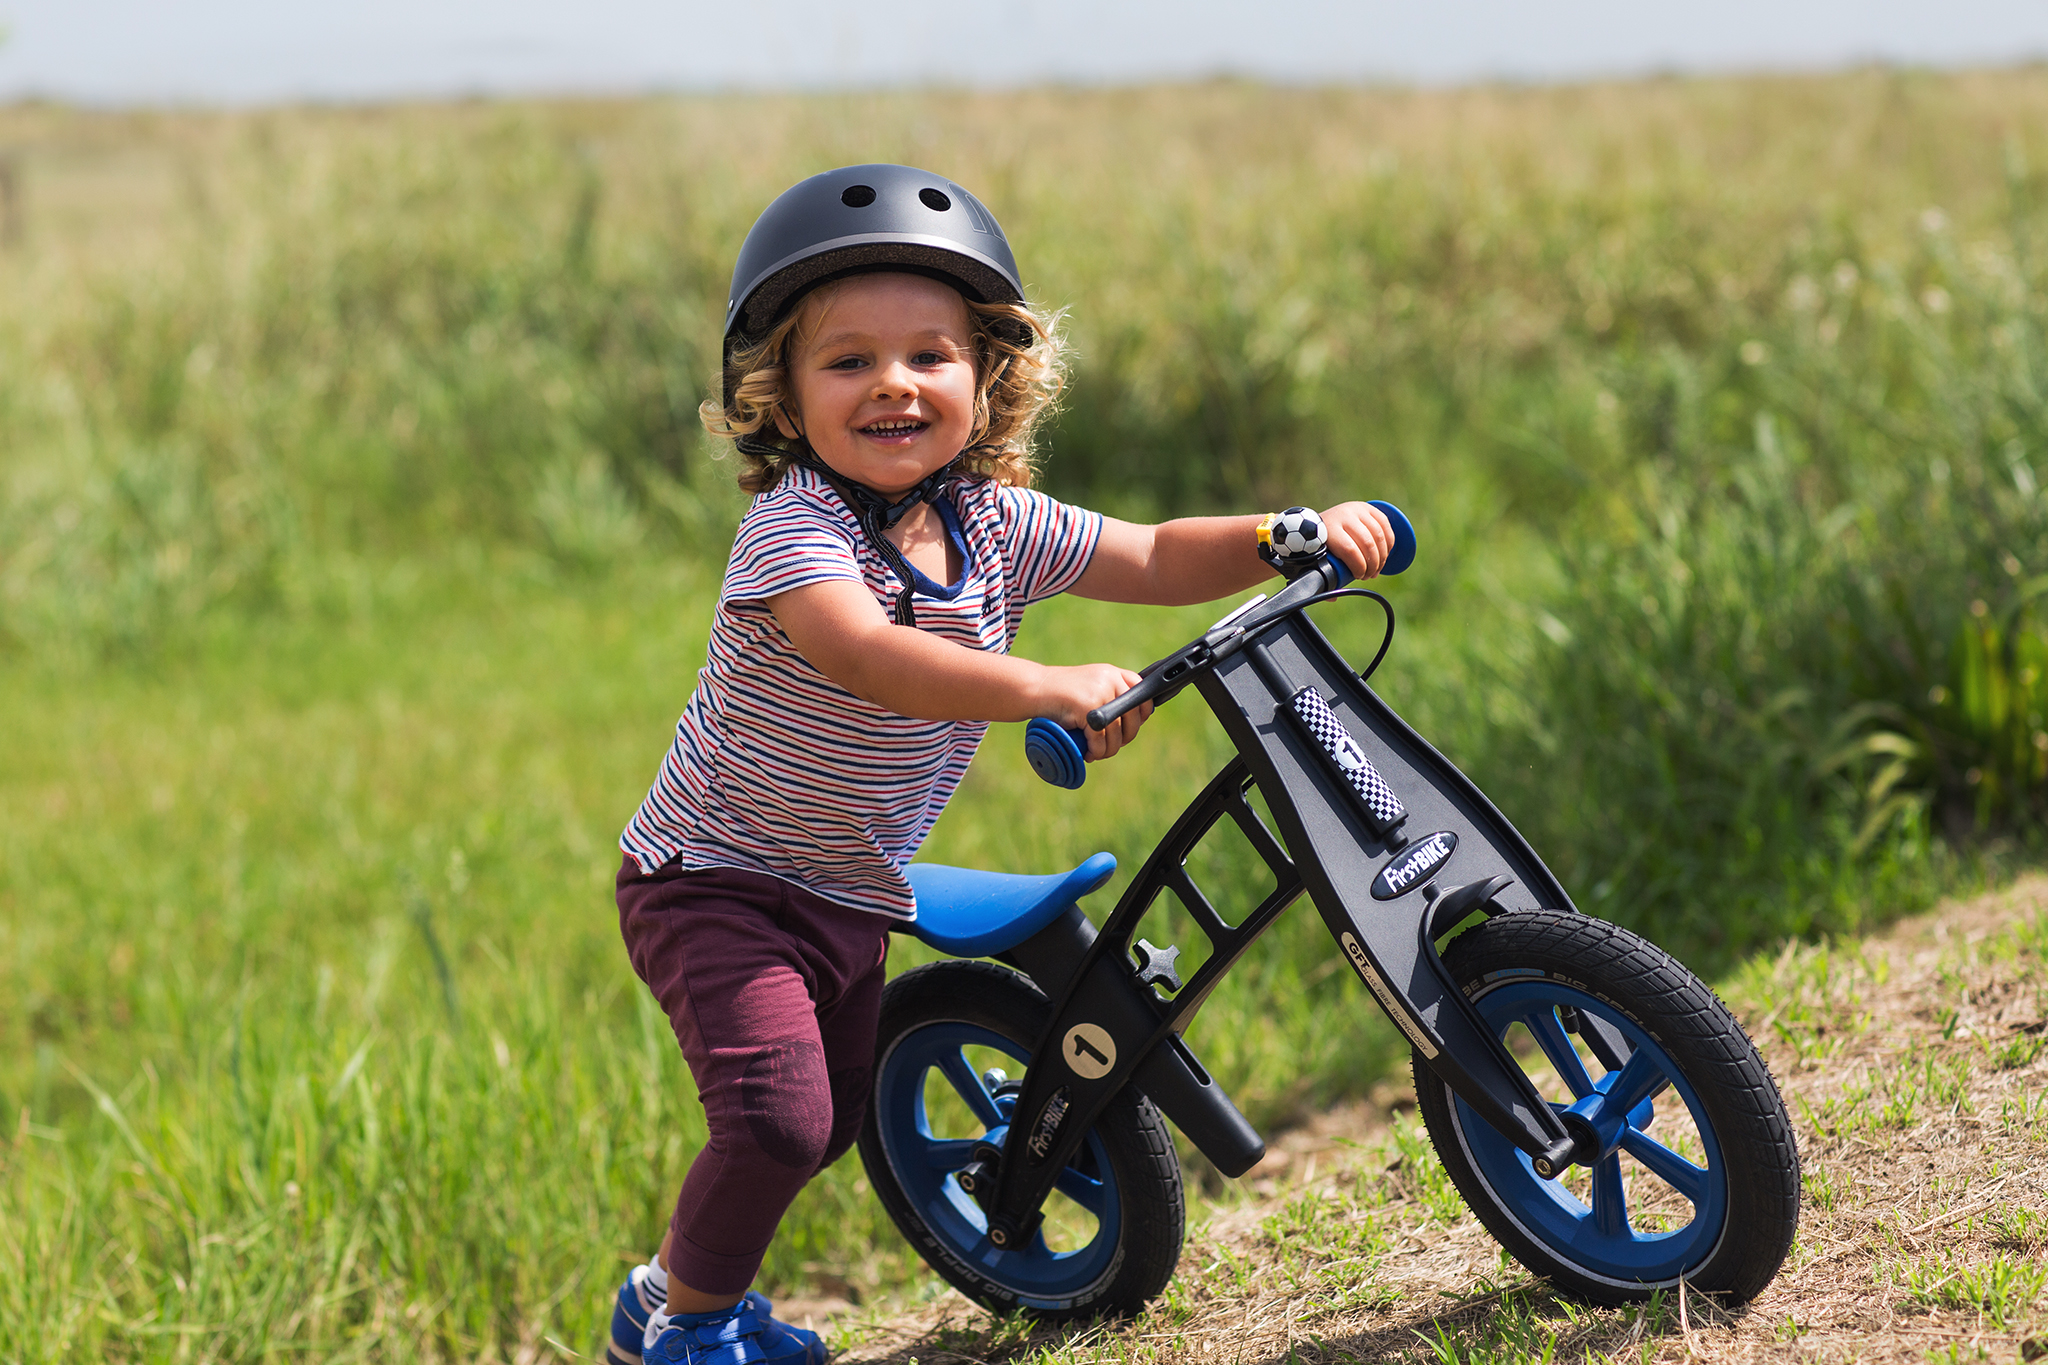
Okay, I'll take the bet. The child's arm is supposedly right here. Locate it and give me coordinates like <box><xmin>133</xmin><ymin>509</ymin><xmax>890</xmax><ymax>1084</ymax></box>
<box><xmin>767</xmin><ymin>582</ymin><xmax>1154</xmax><ymax>759</ymax></box>
<box><xmin>1069</xmin><ymin>501</ymin><xmax>1396</xmax><ymax>606</ymax></box>
<box><xmin>766</xmin><ymin>502</ymin><xmax>1388</xmax><ymax>757</ymax></box>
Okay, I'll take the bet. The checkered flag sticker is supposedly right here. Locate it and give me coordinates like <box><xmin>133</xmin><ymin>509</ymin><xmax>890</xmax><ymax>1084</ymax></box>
<box><xmin>1290</xmin><ymin>687</ymin><xmax>1407</xmax><ymax>834</ymax></box>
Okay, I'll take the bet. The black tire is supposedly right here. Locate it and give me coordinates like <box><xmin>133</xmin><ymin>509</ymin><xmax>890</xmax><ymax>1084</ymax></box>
<box><xmin>1414</xmin><ymin>911</ymin><xmax>1799</xmax><ymax>1305</ymax></box>
<box><xmin>858</xmin><ymin>960</ymin><xmax>1184</xmax><ymax>1320</ymax></box>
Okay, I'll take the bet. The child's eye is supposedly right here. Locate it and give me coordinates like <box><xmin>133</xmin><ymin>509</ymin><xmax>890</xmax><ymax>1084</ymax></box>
<box><xmin>913</xmin><ymin>350</ymin><xmax>951</xmax><ymax>366</ymax></box>
<box><xmin>827</xmin><ymin>355</ymin><xmax>866</xmax><ymax>370</ymax></box>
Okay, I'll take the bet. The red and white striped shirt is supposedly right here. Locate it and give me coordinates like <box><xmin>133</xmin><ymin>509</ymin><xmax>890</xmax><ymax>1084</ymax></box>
<box><xmin>621</xmin><ymin>464</ymin><xmax>1103</xmax><ymax>919</ymax></box>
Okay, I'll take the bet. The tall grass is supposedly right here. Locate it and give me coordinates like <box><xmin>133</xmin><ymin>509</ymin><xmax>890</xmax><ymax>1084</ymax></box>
<box><xmin>1460</xmin><ymin>171</ymin><xmax>2048</xmax><ymax>951</ymax></box>
<box><xmin>9</xmin><ymin>74</ymin><xmax>2048</xmax><ymax>641</ymax></box>
<box><xmin>10</xmin><ymin>72</ymin><xmax>2048</xmax><ymax>1359</ymax></box>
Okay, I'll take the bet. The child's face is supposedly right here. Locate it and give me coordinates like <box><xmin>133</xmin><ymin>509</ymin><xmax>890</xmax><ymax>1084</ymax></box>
<box><xmin>775</xmin><ymin>273</ymin><xmax>979</xmax><ymax>497</ymax></box>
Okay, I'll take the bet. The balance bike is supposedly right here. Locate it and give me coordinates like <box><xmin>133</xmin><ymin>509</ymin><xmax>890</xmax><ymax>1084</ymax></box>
<box><xmin>855</xmin><ymin>504</ymin><xmax>1800</xmax><ymax>1319</ymax></box>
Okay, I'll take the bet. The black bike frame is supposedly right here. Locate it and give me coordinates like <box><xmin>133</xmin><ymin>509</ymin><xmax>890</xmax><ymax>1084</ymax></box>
<box><xmin>972</xmin><ymin>586</ymin><xmax>1589</xmax><ymax>1250</ymax></box>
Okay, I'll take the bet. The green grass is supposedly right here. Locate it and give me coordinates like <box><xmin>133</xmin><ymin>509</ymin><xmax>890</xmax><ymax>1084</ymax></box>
<box><xmin>0</xmin><ymin>556</ymin><xmax>753</xmax><ymax>1360</ymax></box>
<box><xmin>1890</xmin><ymin>1251</ymin><xmax>2048</xmax><ymax>1331</ymax></box>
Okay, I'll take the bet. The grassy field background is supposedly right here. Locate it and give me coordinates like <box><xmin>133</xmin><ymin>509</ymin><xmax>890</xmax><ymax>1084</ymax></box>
<box><xmin>6</xmin><ymin>70</ymin><xmax>2048</xmax><ymax>1360</ymax></box>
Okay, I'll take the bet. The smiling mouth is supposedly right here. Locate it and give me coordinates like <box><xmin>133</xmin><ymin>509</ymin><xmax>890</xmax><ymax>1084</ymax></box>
<box><xmin>860</xmin><ymin>418</ymin><xmax>928</xmax><ymax>436</ymax></box>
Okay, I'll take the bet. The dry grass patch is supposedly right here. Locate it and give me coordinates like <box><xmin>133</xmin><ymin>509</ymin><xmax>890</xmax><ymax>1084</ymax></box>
<box><xmin>826</xmin><ymin>879</ymin><xmax>2048</xmax><ymax>1364</ymax></box>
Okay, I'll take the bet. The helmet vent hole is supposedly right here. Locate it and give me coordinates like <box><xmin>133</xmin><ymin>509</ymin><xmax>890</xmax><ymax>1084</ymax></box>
<box><xmin>919</xmin><ymin>188</ymin><xmax>952</xmax><ymax>212</ymax></box>
<box><xmin>841</xmin><ymin>185</ymin><xmax>876</xmax><ymax>208</ymax></box>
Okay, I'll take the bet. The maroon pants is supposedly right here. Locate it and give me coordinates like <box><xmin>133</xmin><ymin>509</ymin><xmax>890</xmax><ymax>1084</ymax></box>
<box><xmin>617</xmin><ymin>858</ymin><xmax>892</xmax><ymax>1296</ymax></box>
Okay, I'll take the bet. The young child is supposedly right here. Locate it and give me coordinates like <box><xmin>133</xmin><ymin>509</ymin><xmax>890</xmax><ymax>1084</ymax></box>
<box><xmin>608</xmin><ymin>164</ymin><xmax>1394</xmax><ymax>1365</ymax></box>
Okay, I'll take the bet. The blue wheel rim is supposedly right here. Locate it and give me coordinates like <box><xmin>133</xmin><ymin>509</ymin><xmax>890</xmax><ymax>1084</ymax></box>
<box><xmin>1451</xmin><ymin>978</ymin><xmax>1729</xmax><ymax>1285</ymax></box>
<box><xmin>873</xmin><ymin>1021</ymin><xmax>1123</xmax><ymax>1306</ymax></box>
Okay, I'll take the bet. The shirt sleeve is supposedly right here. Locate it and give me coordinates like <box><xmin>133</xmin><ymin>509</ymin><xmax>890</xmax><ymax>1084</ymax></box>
<box><xmin>997</xmin><ymin>485</ymin><xmax>1105</xmax><ymax>604</ymax></box>
<box><xmin>721</xmin><ymin>486</ymin><xmax>865</xmax><ymax>607</ymax></box>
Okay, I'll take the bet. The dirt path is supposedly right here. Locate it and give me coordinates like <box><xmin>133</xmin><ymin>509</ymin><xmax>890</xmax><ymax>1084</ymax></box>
<box><xmin>823</xmin><ymin>879</ymin><xmax>2048</xmax><ymax>1364</ymax></box>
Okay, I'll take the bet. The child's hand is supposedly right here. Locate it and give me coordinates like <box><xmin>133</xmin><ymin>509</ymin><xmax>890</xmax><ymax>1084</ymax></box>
<box><xmin>1041</xmin><ymin>664</ymin><xmax>1154</xmax><ymax>761</ymax></box>
<box><xmin>1319</xmin><ymin>501</ymin><xmax>1398</xmax><ymax>581</ymax></box>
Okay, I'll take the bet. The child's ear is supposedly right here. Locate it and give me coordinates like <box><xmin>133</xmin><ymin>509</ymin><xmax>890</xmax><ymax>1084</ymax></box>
<box><xmin>772</xmin><ymin>404</ymin><xmax>801</xmax><ymax>440</ymax></box>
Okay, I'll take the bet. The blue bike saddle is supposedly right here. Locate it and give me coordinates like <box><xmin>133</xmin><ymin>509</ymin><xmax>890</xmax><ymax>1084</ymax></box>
<box><xmin>904</xmin><ymin>852</ymin><xmax>1117</xmax><ymax>957</ymax></box>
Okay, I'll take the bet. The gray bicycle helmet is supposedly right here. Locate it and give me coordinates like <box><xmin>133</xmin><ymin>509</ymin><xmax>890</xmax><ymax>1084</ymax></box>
<box><xmin>722</xmin><ymin>163</ymin><xmax>1026</xmax><ymax>395</ymax></box>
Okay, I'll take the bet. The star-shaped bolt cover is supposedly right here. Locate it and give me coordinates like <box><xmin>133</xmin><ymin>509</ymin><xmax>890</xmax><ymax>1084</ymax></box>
<box><xmin>1132</xmin><ymin>938</ymin><xmax>1183</xmax><ymax>994</ymax></box>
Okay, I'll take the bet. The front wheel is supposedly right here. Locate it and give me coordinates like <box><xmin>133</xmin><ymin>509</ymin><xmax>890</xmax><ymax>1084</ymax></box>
<box><xmin>1414</xmin><ymin>911</ymin><xmax>1799</xmax><ymax>1304</ymax></box>
<box><xmin>858</xmin><ymin>960</ymin><xmax>1185</xmax><ymax>1321</ymax></box>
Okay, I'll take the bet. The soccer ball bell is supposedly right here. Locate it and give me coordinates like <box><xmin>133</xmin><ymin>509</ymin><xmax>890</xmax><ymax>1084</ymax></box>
<box><xmin>1269</xmin><ymin>507</ymin><xmax>1327</xmax><ymax>559</ymax></box>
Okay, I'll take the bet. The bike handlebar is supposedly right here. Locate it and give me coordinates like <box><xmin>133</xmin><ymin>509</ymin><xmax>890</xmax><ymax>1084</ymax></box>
<box><xmin>1025</xmin><ymin>501</ymin><xmax>1416</xmax><ymax>788</ymax></box>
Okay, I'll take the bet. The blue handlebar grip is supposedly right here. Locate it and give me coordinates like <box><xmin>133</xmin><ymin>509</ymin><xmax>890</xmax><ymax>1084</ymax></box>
<box><xmin>1024</xmin><ymin>717</ymin><xmax>1089</xmax><ymax>789</ymax></box>
<box><xmin>1370</xmin><ymin>500</ymin><xmax>1416</xmax><ymax>576</ymax></box>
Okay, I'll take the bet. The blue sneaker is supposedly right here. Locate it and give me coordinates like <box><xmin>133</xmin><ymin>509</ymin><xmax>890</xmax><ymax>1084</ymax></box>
<box><xmin>615</xmin><ymin>1274</ymin><xmax>829</xmax><ymax>1365</ymax></box>
<box><xmin>738</xmin><ymin>1292</ymin><xmax>827</xmax><ymax>1365</ymax></box>
<box><xmin>607</xmin><ymin>1264</ymin><xmax>664</xmax><ymax>1365</ymax></box>
<box><xmin>643</xmin><ymin>1300</ymin><xmax>767</xmax><ymax>1365</ymax></box>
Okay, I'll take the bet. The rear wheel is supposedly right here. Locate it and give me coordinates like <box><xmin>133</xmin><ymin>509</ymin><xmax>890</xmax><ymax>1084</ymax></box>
<box><xmin>1414</xmin><ymin>911</ymin><xmax>1799</xmax><ymax>1304</ymax></box>
<box><xmin>858</xmin><ymin>960</ymin><xmax>1184</xmax><ymax>1320</ymax></box>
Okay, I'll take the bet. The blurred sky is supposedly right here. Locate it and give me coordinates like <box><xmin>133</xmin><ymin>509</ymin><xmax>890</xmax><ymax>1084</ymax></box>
<box><xmin>2</xmin><ymin>0</ymin><xmax>2046</xmax><ymax>105</ymax></box>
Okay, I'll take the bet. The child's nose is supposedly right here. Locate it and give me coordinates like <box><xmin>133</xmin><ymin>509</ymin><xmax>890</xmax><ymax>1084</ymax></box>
<box><xmin>871</xmin><ymin>360</ymin><xmax>919</xmax><ymax>397</ymax></box>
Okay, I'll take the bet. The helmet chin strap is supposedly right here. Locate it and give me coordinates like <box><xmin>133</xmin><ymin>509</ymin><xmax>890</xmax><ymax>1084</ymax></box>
<box><xmin>737</xmin><ymin>433</ymin><xmax>964</xmax><ymax>627</ymax></box>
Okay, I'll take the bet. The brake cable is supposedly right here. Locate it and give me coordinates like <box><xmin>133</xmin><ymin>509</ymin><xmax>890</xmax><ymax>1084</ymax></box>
<box><xmin>1272</xmin><ymin>584</ymin><xmax>1397</xmax><ymax>682</ymax></box>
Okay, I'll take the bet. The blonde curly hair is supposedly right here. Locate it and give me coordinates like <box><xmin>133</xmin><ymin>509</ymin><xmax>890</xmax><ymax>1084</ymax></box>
<box><xmin>700</xmin><ymin>275</ymin><xmax>1067</xmax><ymax>495</ymax></box>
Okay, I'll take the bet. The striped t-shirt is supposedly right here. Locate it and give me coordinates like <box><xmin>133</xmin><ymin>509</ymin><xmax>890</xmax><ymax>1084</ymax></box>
<box><xmin>621</xmin><ymin>463</ymin><xmax>1104</xmax><ymax>920</ymax></box>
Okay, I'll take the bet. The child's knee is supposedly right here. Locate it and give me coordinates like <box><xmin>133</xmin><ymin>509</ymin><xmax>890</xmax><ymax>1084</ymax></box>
<box><xmin>735</xmin><ymin>1041</ymin><xmax>835</xmax><ymax>1172</ymax></box>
